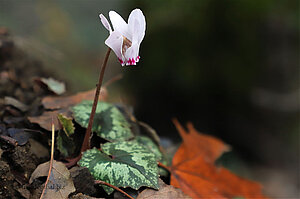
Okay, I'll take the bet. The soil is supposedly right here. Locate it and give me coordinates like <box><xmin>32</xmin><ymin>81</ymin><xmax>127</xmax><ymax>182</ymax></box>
<box><xmin>0</xmin><ymin>28</ymin><xmax>63</xmax><ymax>199</ymax></box>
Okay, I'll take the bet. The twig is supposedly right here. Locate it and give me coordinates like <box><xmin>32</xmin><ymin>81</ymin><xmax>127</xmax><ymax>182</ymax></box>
<box><xmin>80</xmin><ymin>48</ymin><xmax>111</xmax><ymax>154</ymax></box>
<box><xmin>94</xmin><ymin>180</ymin><xmax>134</xmax><ymax>199</ymax></box>
<box><xmin>0</xmin><ymin>135</ymin><xmax>18</xmax><ymax>146</ymax></box>
<box><xmin>158</xmin><ymin>161</ymin><xmax>171</xmax><ymax>173</ymax></box>
<box><xmin>40</xmin><ymin>118</ymin><xmax>55</xmax><ymax>199</ymax></box>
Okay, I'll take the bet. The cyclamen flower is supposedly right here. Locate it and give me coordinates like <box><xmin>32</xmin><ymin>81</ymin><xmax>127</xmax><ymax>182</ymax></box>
<box><xmin>99</xmin><ymin>9</ymin><xmax>146</xmax><ymax>66</ymax></box>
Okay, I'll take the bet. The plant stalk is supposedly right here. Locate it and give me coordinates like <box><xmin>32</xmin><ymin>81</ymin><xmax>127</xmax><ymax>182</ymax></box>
<box><xmin>80</xmin><ymin>48</ymin><xmax>111</xmax><ymax>154</ymax></box>
<box><xmin>95</xmin><ymin>180</ymin><xmax>134</xmax><ymax>199</ymax></box>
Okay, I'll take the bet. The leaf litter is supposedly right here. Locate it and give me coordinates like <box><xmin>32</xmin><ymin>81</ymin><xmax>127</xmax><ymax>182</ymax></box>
<box><xmin>170</xmin><ymin>119</ymin><xmax>268</xmax><ymax>199</ymax></box>
<box><xmin>30</xmin><ymin>160</ymin><xmax>76</xmax><ymax>199</ymax></box>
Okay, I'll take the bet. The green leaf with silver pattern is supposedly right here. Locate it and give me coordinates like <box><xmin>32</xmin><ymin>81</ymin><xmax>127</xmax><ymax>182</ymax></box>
<box><xmin>71</xmin><ymin>100</ymin><xmax>133</xmax><ymax>142</ymax></box>
<box><xmin>79</xmin><ymin>140</ymin><xmax>159</xmax><ymax>194</ymax></box>
<box><xmin>136</xmin><ymin>135</ymin><xmax>169</xmax><ymax>176</ymax></box>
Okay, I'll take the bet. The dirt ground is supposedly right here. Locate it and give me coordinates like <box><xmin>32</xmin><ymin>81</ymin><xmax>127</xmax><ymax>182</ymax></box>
<box><xmin>0</xmin><ymin>28</ymin><xmax>71</xmax><ymax>199</ymax></box>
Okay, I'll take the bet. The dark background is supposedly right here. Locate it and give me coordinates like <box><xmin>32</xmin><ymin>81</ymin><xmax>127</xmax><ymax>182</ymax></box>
<box><xmin>0</xmin><ymin>0</ymin><xmax>299</xmax><ymax>197</ymax></box>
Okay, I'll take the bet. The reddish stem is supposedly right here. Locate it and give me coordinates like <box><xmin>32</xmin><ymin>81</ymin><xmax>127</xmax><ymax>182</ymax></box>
<box><xmin>65</xmin><ymin>48</ymin><xmax>111</xmax><ymax>168</ymax></box>
<box><xmin>95</xmin><ymin>180</ymin><xmax>134</xmax><ymax>199</ymax></box>
<box><xmin>158</xmin><ymin>161</ymin><xmax>171</xmax><ymax>173</ymax></box>
<box><xmin>80</xmin><ymin>48</ymin><xmax>111</xmax><ymax>154</ymax></box>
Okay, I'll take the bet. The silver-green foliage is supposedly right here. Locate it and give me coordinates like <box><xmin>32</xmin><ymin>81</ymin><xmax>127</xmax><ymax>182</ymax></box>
<box><xmin>72</xmin><ymin>100</ymin><xmax>133</xmax><ymax>142</ymax></box>
<box><xmin>136</xmin><ymin>136</ymin><xmax>168</xmax><ymax>176</ymax></box>
<box><xmin>79</xmin><ymin>140</ymin><xmax>159</xmax><ymax>194</ymax></box>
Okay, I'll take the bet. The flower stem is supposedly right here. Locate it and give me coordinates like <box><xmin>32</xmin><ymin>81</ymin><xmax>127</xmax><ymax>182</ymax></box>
<box><xmin>158</xmin><ymin>161</ymin><xmax>170</xmax><ymax>173</ymax></box>
<box><xmin>80</xmin><ymin>48</ymin><xmax>111</xmax><ymax>154</ymax></box>
<box><xmin>95</xmin><ymin>180</ymin><xmax>134</xmax><ymax>199</ymax></box>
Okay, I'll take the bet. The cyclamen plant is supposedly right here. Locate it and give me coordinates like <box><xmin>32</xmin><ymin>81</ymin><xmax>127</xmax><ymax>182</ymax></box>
<box><xmin>70</xmin><ymin>9</ymin><xmax>146</xmax><ymax>165</ymax></box>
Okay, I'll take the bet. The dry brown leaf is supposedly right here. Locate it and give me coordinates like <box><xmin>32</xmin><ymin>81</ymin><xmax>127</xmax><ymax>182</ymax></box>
<box><xmin>4</xmin><ymin>96</ymin><xmax>29</xmax><ymax>112</ymax></box>
<box><xmin>35</xmin><ymin>77</ymin><xmax>66</xmax><ymax>95</ymax></box>
<box><xmin>137</xmin><ymin>178</ymin><xmax>190</xmax><ymax>199</ymax></box>
<box><xmin>42</xmin><ymin>88</ymin><xmax>107</xmax><ymax>110</ymax></box>
<box><xmin>28</xmin><ymin>88</ymin><xmax>107</xmax><ymax>131</ymax></box>
<box><xmin>170</xmin><ymin>119</ymin><xmax>268</xmax><ymax>199</ymax></box>
<box><xmin>69</xmin><ymin>193</ymin><xmax>104</xmax><ymax>199</ymax></box>
<box><xmin>28</xmin><ymin>109</ymin><xmax>71</xmax><ymax>131</ymax></box>
<box><xmin>29</xmin><ymin>160</ymin><xmax>75</xmax><ymax>199</ymax></box>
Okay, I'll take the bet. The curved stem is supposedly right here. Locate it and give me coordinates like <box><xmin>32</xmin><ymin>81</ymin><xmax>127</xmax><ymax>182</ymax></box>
<box><xmin>95</xmin><ymin>180</ymin><xmax>134</xmax><ymax>199</ymax></box>
<box><xmin>158</xmin><ymin>161</ymin><xmax>171</xmax><ymax>173</ymax></box>
<box><xmin>40</xmin><ymin>119</ymin><xmax>55</xmax><ymax>199</ymax></box>
<box><xmin>80</xmin><ymin>48</ymin><xmax>111</xmax><ymax>154</ymax></box>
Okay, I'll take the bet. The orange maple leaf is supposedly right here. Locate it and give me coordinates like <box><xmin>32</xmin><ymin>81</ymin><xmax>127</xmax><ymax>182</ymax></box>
<box><xmin>170</xmin><ymin>119</ymin><xmax>268</xmax><ymax>199</ymax></box>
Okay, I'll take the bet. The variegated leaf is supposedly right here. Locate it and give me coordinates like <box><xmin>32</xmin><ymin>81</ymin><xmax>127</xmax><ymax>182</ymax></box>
<box><xmin>136</xmin><ymin>136</ymin><xmax>169</xmax><ymax>176</ymax></box>
<box><xmin>71</xmin><ymin>100</ymin><xmax>133</xmax><ymax>142</ymax></box>
<box><xmin>79</xmin><ymin>140</ymin><xmax>159</xmax><ymax>194</ymax></box>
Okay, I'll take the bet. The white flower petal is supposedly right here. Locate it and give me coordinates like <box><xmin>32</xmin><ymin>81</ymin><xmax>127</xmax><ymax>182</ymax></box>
<box><xmin>99</xmin><ymin>14</ymin><xmax>112</xmax><ymax>33</ymax></box>
<box><xmin>104</xmin><ymin>31</ymin><xmax>124</xmax><ymax>64</ymax></box>
<box><xmin>124</xmin><ymin>43</ymin><xmax>140</xmax><ymax>65</ymax></box>
<box><xmin>109</xmin><ymin>11</ymin><xmax>131</xmax><ymax>40</ymax></box>
<box><xmin>128</xmin><ymin>9</ymin><xmax>146</xmax><ymax>44</ymax></box>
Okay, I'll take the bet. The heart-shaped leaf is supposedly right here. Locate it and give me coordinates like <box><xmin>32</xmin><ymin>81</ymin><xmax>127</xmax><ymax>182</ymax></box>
<box><xmin>79</xmin><ymin>140</ymin><xmax>159</xmax><ymax>194</ymax></box>
<box><xmin>72</xmin><ymin>100</ymin><xmax>133</xmax><ymax>142</ymax></box>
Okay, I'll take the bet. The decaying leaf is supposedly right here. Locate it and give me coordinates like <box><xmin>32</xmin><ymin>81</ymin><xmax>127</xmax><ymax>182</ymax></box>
<box><xmin>35</xmin><ymin>77</ymin><xmax>66</xmax><ymax>95</ymax></box>
<box><xmin>29</xmin><ymin>160</ymin><xmax>75</xmax><ymax>199</ymax></box>
<box><xmin>28</xmin><ymin>87</ymin><xmax>107</xmax><ymax>131</ymax></box>
<box><xmin>72</xmin><ymin>101</ymin><xmax>133</xmax><ymax>142</ymax></box>
<box><xmin>69</xmin><ymin>193</ymin><xmax>104</xmax><ymax>199</ymax></box>
<box><xmin>170</xmin><ymin>119</ymin><xmax>268</xmax><ymax>199</ymax></box>
<box><xmin>28</xmin><ymin>109</ymin><xmax>72</xmax><ymax>131</ymax></box>
<box><xmin>57</xmin><ymin>114</ymin><xmax>74</xmax><ymax>137</ymax></box>
<box><xmin>4</xmin><ymin>96</ymin><xmax>29</xmax><ymax>112</ymax></box>
<box><xmin>56</xmin><ymin>114</ymin><xmax>76</xmax><ymax>157</ymax></box>
<box><xmin>56</xmin><ymin>131</ymin><xmax>76</xmax><ymax>157</ymax></box>
<box><xmin>69</xmin><ymin>166</ymin><xmax>97</xmax><ymax>196</ymax></box>
<box><xmin>42</xmin><ymin>88</ymin><xmax>107</xmax><ymax>110</ymax></box>
<box><xmin>7</xmin><ymin>128</ymin><xmax>31</xmax><ymax>145</ymax></box>
<box><xmin>137</xmin><ymin>178</ymin><xmax>190</xmax><ymax>199</ymax></box>
<box><xmin>79</xmin><ymin>140</ymin><xmax>159</xmax><ymax>195</ymax></box>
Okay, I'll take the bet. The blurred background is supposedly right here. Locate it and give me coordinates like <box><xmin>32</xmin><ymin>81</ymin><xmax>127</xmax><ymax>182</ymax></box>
<box><xmin>0</xmin><ymin>0</ymin><xmax>299</xmax><ymax>197</ymax></box>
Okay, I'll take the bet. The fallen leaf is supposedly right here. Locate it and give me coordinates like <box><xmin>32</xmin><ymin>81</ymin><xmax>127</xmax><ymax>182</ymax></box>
<box><xmin>57</xmin><ymin>113</ymin><xmax>75</xmax><ymax>137</ymax></box>
<box><xmin>170</xmin><ymin>119</ymin><xmax>268</xmax><ymax>199</ymax></box>
<box><xmin>69</xmin><ymin>193</ymin><xmax>104</xmax><ymax>199</ymax></box>
<box><xmin>56</xmin><ymin>114</ymin><xmax>76</xmax><ymax>157</ymax></box>
<box><xmin>28</xmin><ymin>138</ymin><xmax>49</xmax><ymax>159</ymax></box>
<box><xmin>79</xmin><ymin>140</ymin><xmax>159</xmax><ymax>195</ymax></box>
<box><xmin>69</xmin><ymin>166</ymin><xmax>97</xmax><ymax>196</ymax></box>
<box><xmin>28</xmin><ymin>109</ymin><xmax>72</xmax><ymax>131</ymax></box>
<box><xmin>17</xmin><ymin>187</ymin><xmax>30</xmax><ymax>199</ymax></box>
<box><xmin>42</xmin><ymin>88</ymin><xmax>107</xmax><ymax>110</ymax></box>
<box><xmin>4</xmin><ymin>96</ymin><xmax>29</xmax><ymax>112</ymax></box>
<box><xmin>137</xmin><ymin>178</ymin><xmax>190</xmax><ymax>199</ymax></box>
<box><xmin>28</xmin><ymin>88</ymin><xmax>107</xmax><ymax>131</ymax></box>
<box><xmin>7</xmin><ymin>128</ymin><xmax>31</xmax><ymax>145</ymax></box>
<box><xmin>72</xmin><ymin>101</ymin><xmax>133</xmax><ymax>142</ymax></box>
<box><xmin>35</xmin><ymin>77</ymin><xmax>66</xmax><ymax>95</ymax></box>
<box><xmin>29</xmin><ymin>160</ymin><xmax>76</xmax><ymax>199</ymax></box>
